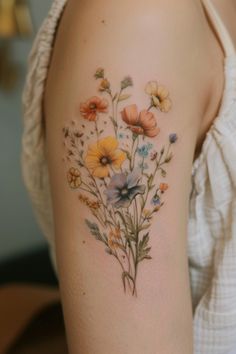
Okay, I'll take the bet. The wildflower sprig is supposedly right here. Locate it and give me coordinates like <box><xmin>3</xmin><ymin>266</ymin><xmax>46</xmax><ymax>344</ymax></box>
<box><xmin>62</xmin><ymin>67</ymin><xmax>178</xmax><ymax>296</ymax></box>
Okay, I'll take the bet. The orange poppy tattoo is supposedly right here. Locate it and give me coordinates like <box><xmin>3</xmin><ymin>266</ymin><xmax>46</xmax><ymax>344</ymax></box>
<box><xmin>121</xmin><ymin>104</ymin><xmax>160</xmax><ymax>137</ymax></box>
<box><xmin>62</xmin><ymin>67</ymin><xmax>178</xmax><ymax>296</ymax></box>
<box><xmin>79</xmin><ymin>96</ymin><xmax>109</xmax><ymax>121</ymax></box>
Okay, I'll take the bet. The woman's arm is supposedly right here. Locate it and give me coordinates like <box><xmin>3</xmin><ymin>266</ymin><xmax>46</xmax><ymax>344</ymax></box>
<box><xmin>43</xmin><ymin>0</ymin><xmax>211</xmax><ymax>352</ymax></box>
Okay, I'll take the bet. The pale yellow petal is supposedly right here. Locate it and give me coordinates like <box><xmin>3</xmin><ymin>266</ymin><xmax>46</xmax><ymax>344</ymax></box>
<box><xmin>86</xmin><ymin>149</ymin><xmax>102</xmax><ymax>159</ymax></box>
<box><xmin>98</xmin><ymin>136</ymin><xmax>118</xmax><ymax>155</ymax></box>
<box><xmin>151</xmin><ymin>95</ymin><xmax>160</xmax><ymax>107</ymax></box>
<box><xmin>85</xmin><ymin>144</ymin><xmax>103</xmax><ymax>169</ymax></box>
<box><xmin>160</xmin><ymin>98</ymin><xmax>172</xmax><ymax>112</ymax></box>
<box><xmin>93</xmin><ymin>166</ymin><xmax>109</xmax><ymax>178</ymax></box>
<box><xmin>145</xmin><ymin>81</ymin><xmax>158</xmax><ymax>96</ymax></box>
<box><xmin>157</xmin><ymin>86</ymin><xmax>169</xmax><ymax>100</ymax></box>
<box><xmin>86</xmin><ymin>142</ymin><xmax>103</xmax><ymax>159</ymax></box>
<box><xmin>85</xmin><ymin>156</ymin><xmax>101</xmax><ymax>169</ymax></box>
<box><xmin>111</xmin><ymin>150</ymin><xmax>126</xmax><ymax>169</ymax></box>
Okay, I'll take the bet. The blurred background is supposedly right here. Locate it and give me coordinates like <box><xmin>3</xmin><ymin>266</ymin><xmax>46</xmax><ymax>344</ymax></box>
<box><xmin>0</xmin><ymin>0</ymin><xmax>51</xmax><ymax>263</ymax></box>
<box><xmin>0</xmin><ymin>1</ymin><xmax>67</xmax><ymax>352</ymax></box>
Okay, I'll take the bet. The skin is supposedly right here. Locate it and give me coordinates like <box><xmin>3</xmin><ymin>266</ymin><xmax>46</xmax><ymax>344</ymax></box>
<box><xmin>213</xmin><ymin>0</ymin><xmax>236</xmax><ymax>44</ymax></box>
<box><xmin>43</xmin><ymin>0</ymin><xmax>235</xmax><ymax>353</ymax></box>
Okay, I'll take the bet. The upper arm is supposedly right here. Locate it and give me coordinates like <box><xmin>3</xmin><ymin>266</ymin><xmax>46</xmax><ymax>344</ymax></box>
<box><xmin>43</xmin><ymin>1</ymin><xmax>207</xmax><ymax>353</ymax></box>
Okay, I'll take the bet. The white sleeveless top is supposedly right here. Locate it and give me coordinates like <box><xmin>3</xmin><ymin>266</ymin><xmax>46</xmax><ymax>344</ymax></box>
<box><xmin>21</xmin><ymin>0</ymin><xmax>236</xmax><ymax>353</ymax></box>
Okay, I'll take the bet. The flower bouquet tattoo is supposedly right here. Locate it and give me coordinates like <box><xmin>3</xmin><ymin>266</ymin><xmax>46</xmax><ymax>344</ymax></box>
<box><xmin>63</xmin><ymin>68</ymin><xmax>178</xmax><ymax>296</ymax></box>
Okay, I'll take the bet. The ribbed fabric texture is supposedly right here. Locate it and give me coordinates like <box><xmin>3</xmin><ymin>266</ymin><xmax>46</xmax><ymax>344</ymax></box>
<box><xmin>22</xmin><ymin>0</ymin><xmax>67</xmax><ymax>270</ymax></box>
<box><xmin>21</xmin><ymin>0</ymin><xmax>236</xmax><ymax>352</ymax></box>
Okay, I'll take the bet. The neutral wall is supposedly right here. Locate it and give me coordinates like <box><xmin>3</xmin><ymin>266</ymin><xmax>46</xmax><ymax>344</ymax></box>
<box><xmin>0</xmin><ymin>0</ymin><xmax>52</xmax><ymax>261</ymax></box>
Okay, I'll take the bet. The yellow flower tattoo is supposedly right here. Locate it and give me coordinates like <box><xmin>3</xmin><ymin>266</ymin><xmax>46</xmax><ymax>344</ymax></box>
<box><xmin>85</xmin><ymin>136</ymin><xmax>126</xmax><ymax>178</ymax></box>
<box><xmin>145</xmin><ymin>80</ymin><xmax>172</xmax><ymax>112</ymax></box>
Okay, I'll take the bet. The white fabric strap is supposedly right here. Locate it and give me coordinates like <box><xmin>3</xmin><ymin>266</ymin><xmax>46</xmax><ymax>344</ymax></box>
<box><xmin>202</xmin><ymin>0</ymin><xmax>236</xmax><ymax>57</ymax></box>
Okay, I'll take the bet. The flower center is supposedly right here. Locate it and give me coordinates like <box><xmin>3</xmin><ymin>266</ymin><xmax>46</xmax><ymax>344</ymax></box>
<box><xmin>152</xmin><ymin>195</ymin><xmax>160</xmax><ymax>205</ymax></box>
<box><xmin>120</xmin><ymin>188</ymin><xmax>129</xmax><ymax>196</ymax></box>
<box><xmin>100</xmin><ymin>156</ymin><xmax>110</xmax><ymax>165</ymax></box>
<box><xmin>156</xmin><ymin>94</ymin><xmax>162</xmax><ymax>102</ymax></box>
<box><xmin>89</xmin><ymin>103</ymin><xmax>97</xmax><ymax>110</ymax></box>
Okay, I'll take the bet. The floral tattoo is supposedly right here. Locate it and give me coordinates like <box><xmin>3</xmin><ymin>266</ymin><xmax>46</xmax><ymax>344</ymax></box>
<box><xmin>62</xmin><ymin>67</ymin><xmax>177</xmax><ymax>296</ymax></box>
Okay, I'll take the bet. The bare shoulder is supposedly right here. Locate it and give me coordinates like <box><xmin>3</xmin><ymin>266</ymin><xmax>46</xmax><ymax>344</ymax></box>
<box><xmin>44</xmin><ymin>0</ymin><xmax>216</xmax><ymax>119</ymax></box>
<box><xmin>43</xmin><ymin>1</ymin><xmax>213</xmax><ymax>166</ymax></box>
